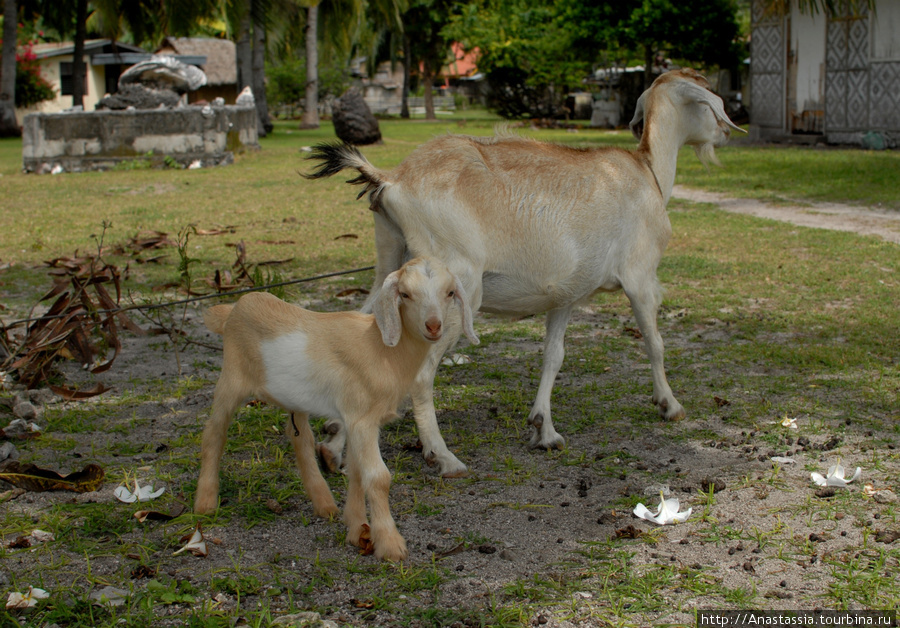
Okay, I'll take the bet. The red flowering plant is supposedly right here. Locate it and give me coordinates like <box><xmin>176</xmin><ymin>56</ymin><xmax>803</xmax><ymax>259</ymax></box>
<box><xmin>0</xmin><ymin>31</ymin><xmax>56</xmax><ymax>108</ymax></box>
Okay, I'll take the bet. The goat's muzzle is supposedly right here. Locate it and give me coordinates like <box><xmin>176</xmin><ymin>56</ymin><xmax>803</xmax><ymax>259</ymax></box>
<box><xmin>424</xmin><ymin>318</ymin><xmax>443</xmax><ymax>341</ymax></box>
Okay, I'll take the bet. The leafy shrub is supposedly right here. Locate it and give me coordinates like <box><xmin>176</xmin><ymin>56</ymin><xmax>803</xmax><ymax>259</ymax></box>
<box><xmin>0</xmin><ymin>39</ymin><xmax>57</xmax><ymax>108</ymax></box>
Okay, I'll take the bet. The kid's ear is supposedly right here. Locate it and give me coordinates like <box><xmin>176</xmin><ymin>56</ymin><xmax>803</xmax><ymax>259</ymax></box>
<box><xmin>373</xmin><ymin>270</ymin><xmax>403</xmax><ymax>346</ymax></box>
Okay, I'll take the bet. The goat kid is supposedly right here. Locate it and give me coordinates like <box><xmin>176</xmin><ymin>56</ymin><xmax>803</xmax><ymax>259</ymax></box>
<box><xmin>193</xmin><ymin>257</ymin><xmax>478</xmax><ymax>561</ymax></box>
<box><xmin>305</xmin><ymin>68</ymin><xmax>745</xmax><ymax>478</ymax></box>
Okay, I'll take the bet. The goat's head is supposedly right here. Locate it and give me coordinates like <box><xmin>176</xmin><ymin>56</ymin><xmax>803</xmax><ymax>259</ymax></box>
<box><xmin>374</xmin><ymin>257</ymin><xmax>479</xmax><ymax>348</ymax></box>
<box><xmin>629</xmin><ymin>68</ymin><xmax>746</xmax><ymax>166</ymax></box>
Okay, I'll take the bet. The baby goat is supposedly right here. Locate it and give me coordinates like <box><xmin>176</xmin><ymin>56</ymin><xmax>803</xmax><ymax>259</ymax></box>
<box><xmin>193</xmin><ymin>257</ymin><xmax>478</xmax><ymax>562</ymax></box>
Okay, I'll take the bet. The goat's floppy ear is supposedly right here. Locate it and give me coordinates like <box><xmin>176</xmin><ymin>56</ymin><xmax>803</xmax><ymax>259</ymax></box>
<box><xmin>373</xmin><ymin>270</ymin><xmax>403</xmax><ymax>347</ymax></box>
<box><xmin>676</xmin><ymin>82</ymin><xmax>746</xmax><ymax>134</ymax></box>
<box><xmin>629</xmin><ymin>91</ymin><xmax>648</xmax><ymax>141</ymax></box>
<box><xmin>452</xmin><ymin>275</ymin><xmax>479</xmax><ymax>345</ymax></box>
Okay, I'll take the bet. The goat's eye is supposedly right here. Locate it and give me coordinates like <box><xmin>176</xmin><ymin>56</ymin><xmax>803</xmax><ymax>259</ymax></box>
<box><xmin>447</xmin><ymin>290</ymin><xmax>455</xmax><ymax>298</ymax></box>
<box><xmin>400</xmin><ymin>292</ymin><xmax>411</xmax><ymax>300</ymax></box>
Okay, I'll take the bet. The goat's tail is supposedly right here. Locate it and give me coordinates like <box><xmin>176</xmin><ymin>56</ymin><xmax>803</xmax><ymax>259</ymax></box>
<box><xmin>302</xmin><ymin>142</ymin><xmax>388</xmax><ymax>210</ymax></box>
<box><xmin>203</xmin><ymin>304</ymin><xmax>233</xmax><ymax>335</ymax></box>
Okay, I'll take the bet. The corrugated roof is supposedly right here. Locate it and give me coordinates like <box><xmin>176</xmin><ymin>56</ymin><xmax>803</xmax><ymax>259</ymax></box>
<box><xmin>31</xmin><ymin>39</ymin><xmax>148</xmax><ymax>60</ymax></box>
<box><xmin>157</xmin><ymin>37</ymin><xmax>236</xmax><ymax>86</ymax></box>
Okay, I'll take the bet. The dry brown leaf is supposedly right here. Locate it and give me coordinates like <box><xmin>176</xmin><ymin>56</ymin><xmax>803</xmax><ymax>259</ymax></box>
<box><xmin>49</xmin><ymin>383</ymin><xmax>111</xmax><ymax>400</ymax></box>
<box><xmin>0</xmin><ymin>461</ymin><xmax>105</xmax><ymax>493</ymax></box>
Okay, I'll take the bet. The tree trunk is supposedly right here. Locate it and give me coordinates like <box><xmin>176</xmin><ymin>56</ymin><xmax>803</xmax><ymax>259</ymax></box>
<box><xmin>300</xmin><ymin>3</ymin><xmax>319</xmax><ymax>129</ymax></box>
<box><xmin>400</xmin><ymin>35</ymin><xmax>410</xmax><ymax>119</ymax></box>
<box><xmin>71</xmin><ymin>0</ymin><xmax>88</xmax><ymax>109</ymax></box>
<box><xmin>236</xmin><ymin>11</ymin><xmax>252</xmax><ymax>92</ymax></box>
<box><xmin>0</xmin><ymin>0</ymin><xmax>19</xmax><ymax>137</ymax></box>
<box><xmin>252</xmin><ymin>9</ymin><xmax>271</xmax><ymax>137</ymax></box>
<box><xmin>643</xmin><ymin>44</ymin><xmax>654</xmax><ymax>90</ymax></box>
<box><xmin>422</xmin><ymin>59</ymin><xmax>435</xmax><ymax>121</ymax></box>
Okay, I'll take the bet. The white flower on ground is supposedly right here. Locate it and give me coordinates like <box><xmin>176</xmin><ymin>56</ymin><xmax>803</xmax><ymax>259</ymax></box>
<box><xmin>811</xmin><ymin>460</ymin><xmax>861</xmax><ymax>487</ymax></box>
<box><xmin>441</xmin><ymin>353</ymin><xmax>471</xmax><ymax>366</ymax></box>
<box><xmin>780</xmin><ymin>416</ymin><xmax>798</xmax><ymax>430</ymax></box>
<box><xmin>173</xmin><ymin>524</ymin><xmax>208</xmax><ymax>557</ymax></box>
<box><xmin>6</xmin><ymin>587</ymin><xmax>49</xmax><ymax>609</ymax></box>
<box><xmin>114</xmin><ymin>477</ymin><xmax>165</xmax><ymax>503</ymax></box>
<box><xmin>633</xmin><ymin>490</ymin><xmax>692</xmax><ymax>525</ymax></box>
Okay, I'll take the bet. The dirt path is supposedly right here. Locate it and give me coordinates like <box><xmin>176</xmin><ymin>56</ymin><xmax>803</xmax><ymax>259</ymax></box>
<box><xmin>672</xmin><ymin>185</ymin><xmax>900</xmax><ymax>245</ymax></box>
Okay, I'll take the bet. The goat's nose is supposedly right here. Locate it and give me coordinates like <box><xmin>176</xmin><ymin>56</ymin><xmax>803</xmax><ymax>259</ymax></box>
<box><xmin>426</xmin><ymin>318</ymin><xmax>442</xmax><ymax>335</ymax></box>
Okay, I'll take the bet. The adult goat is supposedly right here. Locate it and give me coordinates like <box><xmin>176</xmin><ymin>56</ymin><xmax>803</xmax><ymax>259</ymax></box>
<box><xmin>305</xmin><ymin>68</ymin><xmax>745</xmax><ymax>477</ymax></box>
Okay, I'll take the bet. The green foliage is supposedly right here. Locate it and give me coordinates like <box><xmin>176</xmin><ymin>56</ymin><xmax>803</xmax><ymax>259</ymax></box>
<box><xmin>266</xmin><ymin>56</ymin><xmax>351</xmax><ymax>106</ymax></box>
<box><xmin>446</xmin><ymin>0</ymin><xmax>584</xmax><ymax>118</ymax></box>
<box><xmin>447</xmin><ymin>0</ymin><xmax>744</xmax><ymax>117</ymax></box>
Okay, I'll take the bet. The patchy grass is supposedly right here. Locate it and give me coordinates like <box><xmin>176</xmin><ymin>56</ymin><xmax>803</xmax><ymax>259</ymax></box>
<box><xmin>1</xmin><ymin>113</ymin><xmax>899</xmax><ymax>626</ymax></box>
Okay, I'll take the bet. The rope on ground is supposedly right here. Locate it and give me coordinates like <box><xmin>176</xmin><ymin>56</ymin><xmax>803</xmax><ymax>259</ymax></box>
<box><xmin>0</xmin><ymin>265</ymin><xmax>376</xmax><ymax>331</ymax></box>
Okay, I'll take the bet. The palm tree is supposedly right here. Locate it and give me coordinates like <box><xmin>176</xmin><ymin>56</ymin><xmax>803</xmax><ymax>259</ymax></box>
<box><xmin>1</xmin><ymin>0</ymin><xmax>20</xmax><ymax>136</ymax></box>
<box><xmin>299</xmin><ymin>0</ymin><xmax>403</xmax><ymax>130</ymax></box>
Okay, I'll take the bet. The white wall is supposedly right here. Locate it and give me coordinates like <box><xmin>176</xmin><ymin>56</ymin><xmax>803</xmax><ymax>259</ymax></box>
<box><xmin>790</xmin><ymin>5</ymin><xmax>827</xmax><ymax>112</ymax></box>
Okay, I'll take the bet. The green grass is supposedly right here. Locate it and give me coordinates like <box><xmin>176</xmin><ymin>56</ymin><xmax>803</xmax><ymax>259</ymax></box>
<box><xmin>2</xmin><ymin>110</ymin><xmax>900</xmax><ymax>626</ymax></box>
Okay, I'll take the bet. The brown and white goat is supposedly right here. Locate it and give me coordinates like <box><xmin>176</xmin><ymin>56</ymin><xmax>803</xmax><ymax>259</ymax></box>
<box><xmin>305</xmin><ymin>68</ymin><xmax>745</xmax><ymax>477</ymax></box>
<box><xmin>193</xmin><ymin>257</ymin><xmax>478</xmax><ymax>561</ymax></box>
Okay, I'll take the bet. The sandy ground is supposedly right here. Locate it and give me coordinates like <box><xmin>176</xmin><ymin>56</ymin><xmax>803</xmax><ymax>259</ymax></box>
<box><xmin>2</xmin><ymin>189</ymin><xmax>898</xmax><ymax>626</ymax></box>
<box><xmin>672</xmin><ymin>185</ymin><xmax>900</xmax><ymax>246</ymax></box>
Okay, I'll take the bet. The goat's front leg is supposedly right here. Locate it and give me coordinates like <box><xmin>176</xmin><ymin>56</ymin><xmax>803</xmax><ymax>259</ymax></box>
<box><xmin>527</xmin><ymin>306</ymin><xmax>570</xmax><ymax>450</ymax></box>
<box><xmin>410</xmin><ymin>343</ymin><xmax>469</xmax><ymax>477</ymax></box>
<box><xmin>286</xmin><ymin>412</ymin><xmax>339</xmax><ymax>518</ymax></box>
<box><xmin>344</xmin><ymin>418</ymin><xmax>408</xmax><ymax>562</ymax></box>
<box><xmin>625</xmin><ymin>280</ymin><xmax>685</xmax><ymax>421</ymax></box>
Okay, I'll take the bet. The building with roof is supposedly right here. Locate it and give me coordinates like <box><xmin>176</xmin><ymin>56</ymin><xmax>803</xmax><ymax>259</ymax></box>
<box><xmin>16</xmin><ymin>39</ymin><xmax>149</xmax><ymax>123</ymax></box>
<box><xmin>155</xmin><ymin>37</ymin><xmax>238</xmax><ymax>104</ymax></box>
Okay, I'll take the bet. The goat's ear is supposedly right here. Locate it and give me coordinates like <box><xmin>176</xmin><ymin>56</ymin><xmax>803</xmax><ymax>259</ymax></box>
<box><xmin>676</xmin><ymin>82</ymin><xmax>746</xmax><ymax>134</ymax></box>
<box><xmin>452</xmin><ymin>275</ymin><xmax>479</xmax><ymax>346</ymax></box>
<box><xmin>629</xmin><ymin>91</ymin><xmax>648</xmax><ymax>140</ymax></box>
<box><xmin>373</xmin><ymin>270</ymin><xmax>403</xmax><ymax>347</ymax></box>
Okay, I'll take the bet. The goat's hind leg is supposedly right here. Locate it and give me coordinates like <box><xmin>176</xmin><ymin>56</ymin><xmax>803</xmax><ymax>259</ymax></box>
<box><xmin>624</xmin><ymin>278</ymin><xmax>685</xmax><ymax>420</ymax></box>
<box><xmin>527</xmin><ymin>306</ymin><xmax>570</xmax><ymax>450</ymax></box>
<box><xmin>316</xmin><ymin>418</ymin><xmax>346</xmax><ymax>473</ymax></box>
<box><xmin>286</xmin><ymin>412</ymin><xmax>339</xmax><ymax>518</ymax></box>
<box><xmin>195</xmin><ymin>372</ymin><xmax>249</xmax><ymax>514</ymax></box>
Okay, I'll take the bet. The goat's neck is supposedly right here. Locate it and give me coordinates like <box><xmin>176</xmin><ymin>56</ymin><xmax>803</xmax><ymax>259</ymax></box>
<box><xmin>384</xmin><ymin>331</ymin><xmax>432</xmax><ymax>383</ymax></box>
<box><xmin>639</xmin><ymin>112</ymin><xmax>688</xmax><ymax>206</ymax></box>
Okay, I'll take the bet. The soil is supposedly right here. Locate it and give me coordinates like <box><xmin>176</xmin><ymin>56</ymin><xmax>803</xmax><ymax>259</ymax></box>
<box><xmin>2</xmin><ymin>190</ymin><xmax>899</xmax><ymax>627</ymax></box>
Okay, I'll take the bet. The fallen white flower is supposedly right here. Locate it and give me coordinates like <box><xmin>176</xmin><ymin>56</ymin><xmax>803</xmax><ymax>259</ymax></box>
<box><xmin>811</xmin><ymin>460</ymin><xmax>861</xmax><ymax>487</ymax></box>
<box><xmin>780</xmin><ymin>416</ymin><xmax>798</xmax><ymax>430</ymax></box>
<box><xmin>173</xmin><ymin>524</ymin><xmax>208</xmax><ymax>557</ymax></box>
<box><xmin>31</xmin><ymin>529</ymin><xmax>55</xmax><ymax>543</ymax></box>
<box><xmin>633</xmin><ymin>490</ymin><xmax>692</xmax><ymax>525</ymax></box>
<box><xmin>441</xmin><ymin>353</ymin><xmax>472</xmax><ymax>367</ymax></box>
<box><xmin>770</xmin><ymin>456</ymin><xmax>796</xmax><ymax>464</ymax></box>
<box><xmin>114</xmin><ymin>478</ymin><xmax>165</xmax><ymax>503</ymax></box>
<box><xmin>863</xmin><ymin>483</ymin><xmax>877</xmax><ymax>497</ymax></box>
<box><xmin>6</xmin><ymin>587</ymin><xmax>49</xmax><ymax>609</ymax></box>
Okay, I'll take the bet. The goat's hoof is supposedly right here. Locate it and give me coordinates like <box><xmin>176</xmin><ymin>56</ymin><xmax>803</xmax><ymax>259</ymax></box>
<box><xmin>375</xmin><ymin>537</ymin><xmax>409</xmax><ymax>562</ymax></box>
<box><xmin>317</xmin><ymin>443</ymin><xmax>341</xmax><ymax>473</ymax></box>
<box><xmin>193</xmin><ymin>494</ymin><xmax>217</xmax><ymax>515</ymax></box>
<box><xmin>441</xmin><ymin>468</ymin><xmax>469</xmax><ymax>479</ymax></box>
<box><xmin>657</xmin><ymin>399</ymin><xmax>686</xmax><ymax>421</ymax></box>
<box><xmin>529</xmin><ymin>431</ymin><xmax>565</xmax><ymax>450</ymax></box>
<box><xmin>313</xmin><ymin>502</ymin><xmax>340</xmax><ymax>519</ymax></box>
